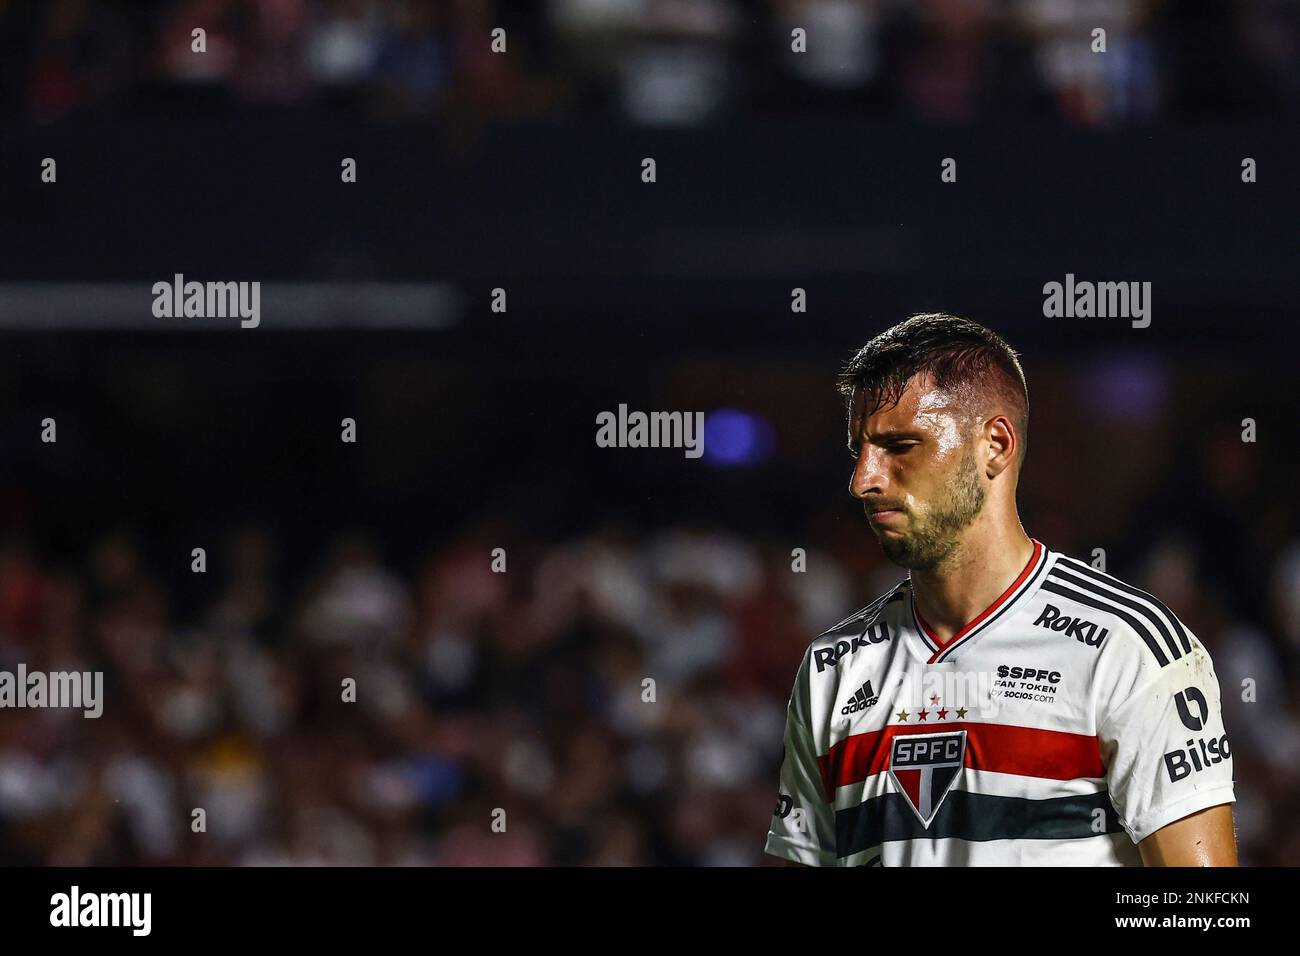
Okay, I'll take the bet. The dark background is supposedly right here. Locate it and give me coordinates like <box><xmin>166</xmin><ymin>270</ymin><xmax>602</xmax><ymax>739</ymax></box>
<box><xmin>0</xmin><ymin>0</ymin><xmax>1296</xmax><ymax>865</ymax></box>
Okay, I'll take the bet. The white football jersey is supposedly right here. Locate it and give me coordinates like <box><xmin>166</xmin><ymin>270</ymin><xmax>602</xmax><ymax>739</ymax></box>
<box><xmin>764</xmin><ymin>540</ymin><xmax>1235</xmax><ymax>866</ymax></box>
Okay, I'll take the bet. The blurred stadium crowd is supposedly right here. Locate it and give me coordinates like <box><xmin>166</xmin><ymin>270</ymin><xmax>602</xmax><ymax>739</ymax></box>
<box><xmin>0</xmin><ymin>468</ymin><xmax>1298</xmax><ymax>865</ymax></box>
<box><xmin>0</xmin><ymin>0</ymin><xmax>1296</xmax><ymax>873</ymax></box>
<box><xmin>2</xmin><ymin>0</ymin><xmax>1297</xmax><ymax>125</ymax></box>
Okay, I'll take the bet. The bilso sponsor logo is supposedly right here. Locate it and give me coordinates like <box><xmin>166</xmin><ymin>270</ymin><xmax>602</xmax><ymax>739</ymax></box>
<box><xmin>1033</xmin><ymin>603</ymin><xmax>1109</xmax><ymax>647</ymax></box>
<box><xmin>1175</xmin><ymin>686</ymin><xmax>1209</xmax><ymax>731</ymax></box>
<box><xmin>1164</xmin><ymin>734</ymin><xmax>1230</xmax><ymax>782</ymax></box>
<box><xmin>841</xmin><ymin>680</ymin><xmax>879</xmax><ymax>715</ymax></box>
<box><xmin>814</xmin><ymin>623</ymin><xmax>892</xmax><ymax>672</ymax></box>
<box><xmin>1165</xmin><ymin>685</ymin><xmax>1228</xmax><ymax>781</ymax></box>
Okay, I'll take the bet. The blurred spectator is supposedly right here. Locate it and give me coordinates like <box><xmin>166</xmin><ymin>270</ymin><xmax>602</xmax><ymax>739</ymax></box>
<box><xmin>2</xmin><ymin>0</ymin><xmax>1295</xmax><ymax>125</ymax></box>
<box><xmin>1</xmin><ymin>495</ymin><xmax>1295</xmax><ymax>863</ymax></box>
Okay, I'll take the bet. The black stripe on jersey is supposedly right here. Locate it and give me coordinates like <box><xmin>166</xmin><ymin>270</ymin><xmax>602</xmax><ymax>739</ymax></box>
<box><xmin>1046</xmin><ymin>565</ymin><xmax>1185</xmax><ymax>664</ymax></box>
<box><xmin>854</xmin><ymin>590</ymin><xmax>906</xmax><ymax>641</ymax></box>
<box><xmin>817</xmin><ymin>583</ymin><xmax>907</xmax><ymax>640</ymax></box>
<box><xmin>1054</xmin><ymin>556</ymin><xmax>1193</xmax><ymax>655</ymax></box>
<box><xmin>835</xmin><ymin>789</ymin><xmax>1124</xmax><ymax>856</ymax></box>
<box><xmin>1041</xmin><ymin>579</ymin><xmax>1168</xmax><ymax>667</ymax></box>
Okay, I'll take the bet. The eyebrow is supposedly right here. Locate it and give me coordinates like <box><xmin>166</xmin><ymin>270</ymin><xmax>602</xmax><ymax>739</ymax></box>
<box><xmin>867</xmin><ymin>429</ymin><xmax>925</xmax><ymax>441</ymax></box>
<box><xmin>849</xmin><ymin>428</ymin><xmax>926</xmax><ymax>449</ymax></box>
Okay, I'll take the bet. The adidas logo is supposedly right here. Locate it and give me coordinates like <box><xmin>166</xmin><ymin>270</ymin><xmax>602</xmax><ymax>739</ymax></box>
<box><xmin>841</xmin><ymin>680</ymin><xmax>880</xmax><ymax>715</ymax></box>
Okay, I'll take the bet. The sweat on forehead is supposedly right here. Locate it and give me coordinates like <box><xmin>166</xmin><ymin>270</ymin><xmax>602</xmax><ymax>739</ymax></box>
<box><xmin>852</xmin><ymin>374</ymin><xmax>983</xmax><ymax>428</ymax></box>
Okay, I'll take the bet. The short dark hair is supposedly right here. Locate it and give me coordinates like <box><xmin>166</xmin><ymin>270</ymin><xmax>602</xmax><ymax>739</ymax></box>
<box><xmin>837</xmin><ymin>312</ymin><xmax>1029</xmax><ymax>463</ymax></box>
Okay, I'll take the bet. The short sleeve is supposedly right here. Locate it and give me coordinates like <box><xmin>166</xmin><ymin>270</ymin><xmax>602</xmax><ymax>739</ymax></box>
<box><xmin>764</xmin><ymin>649</ymin><xmax>838</xmax><ymax>865</ymax></box>
<box><xmin>1098</xmin><ymin>632</ymin><xmax>1236</xmax><ymax>845</ymax></box>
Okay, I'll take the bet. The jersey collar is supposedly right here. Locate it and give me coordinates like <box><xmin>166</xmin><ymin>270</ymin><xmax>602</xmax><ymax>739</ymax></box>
<box><xmin>909</xmin><ymin>538</ymin><xmax>1051</xmax><ymax>664</ymax></box>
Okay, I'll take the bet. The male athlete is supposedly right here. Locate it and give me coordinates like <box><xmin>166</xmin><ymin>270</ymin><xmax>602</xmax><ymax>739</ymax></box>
<box><xmin>766</xmin><ymin>313</ymin><xmax>1236</xmax><ymax>866</ymax></box>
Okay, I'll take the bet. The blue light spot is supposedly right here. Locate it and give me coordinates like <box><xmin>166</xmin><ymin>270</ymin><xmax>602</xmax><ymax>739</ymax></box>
<box><xmin>702</xmin><ymin>409</ymin><xmax>775</xmax><ymax>467</ymax></box>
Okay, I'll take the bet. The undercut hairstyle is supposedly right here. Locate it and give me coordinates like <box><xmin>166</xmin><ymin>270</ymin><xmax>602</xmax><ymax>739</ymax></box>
<box><xmin>837</xmin><ymin>313</ymin><xmax>1029</xmax><ymax>465</ymax></box>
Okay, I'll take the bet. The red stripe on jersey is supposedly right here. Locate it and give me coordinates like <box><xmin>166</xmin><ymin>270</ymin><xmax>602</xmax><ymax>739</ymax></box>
<box><xmin>816</xmin><ymin>720</ymin><xmax>1104</xmax><ymax>800</ymax></box>
<box><xmin>916</xmin><ymin>539</ymin><xmax>1043</xmax><ymax>659</ymax></box>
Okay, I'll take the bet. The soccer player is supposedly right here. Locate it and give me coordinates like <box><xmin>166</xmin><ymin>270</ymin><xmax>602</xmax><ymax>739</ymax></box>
<box><xmin>765</xmin><ymin>313</ymin><xmax>1236</xmax><ymax>866</ymax></box>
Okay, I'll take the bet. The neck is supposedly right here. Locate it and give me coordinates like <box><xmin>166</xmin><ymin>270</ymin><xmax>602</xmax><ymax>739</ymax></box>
<box><xmin>909</xmin><ymin>513</ymin><xmax>1034</xmax><ymax>645</ymax></box>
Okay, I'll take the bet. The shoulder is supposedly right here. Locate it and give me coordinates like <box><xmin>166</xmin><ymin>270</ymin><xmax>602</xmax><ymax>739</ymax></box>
<box><xmin>1041</xmin><ymin>551</ymin><xmax>1209</xmax><ymax>696</ymax></box>
<box><xmin>800</xmin><ymin>577</ymin><xmax>910</xmax><ymax>677</ymax></box>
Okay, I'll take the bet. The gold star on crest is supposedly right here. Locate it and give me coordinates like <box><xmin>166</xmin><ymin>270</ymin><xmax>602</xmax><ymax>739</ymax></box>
<box><xmin>956</xmin><ymin>707</ymin><xmax>968</xmax><ymax>718</ymax></box>
<box><xmin>895</xmin><ymin>709</ymin><xmax>910</xmax><ymax>722</ymax></box>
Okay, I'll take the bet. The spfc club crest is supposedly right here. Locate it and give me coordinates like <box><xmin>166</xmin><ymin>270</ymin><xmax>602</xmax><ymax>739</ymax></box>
<box><xmin>888</xmin><ymin>730</ymin><xmax>967</xmax><ymax>828</ymax></box>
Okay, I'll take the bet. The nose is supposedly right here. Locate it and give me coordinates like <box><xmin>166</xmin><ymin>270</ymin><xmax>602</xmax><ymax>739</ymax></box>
<box><xmin>848</xmin><ymin>445</ymin><xmax>887</xmax><ymax>500</ymax></box>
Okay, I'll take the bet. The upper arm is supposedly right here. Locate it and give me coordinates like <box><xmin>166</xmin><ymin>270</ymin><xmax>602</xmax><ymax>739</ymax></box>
<box><xmin>1097</xmin><ymin>624</ymin><xmax>1237</xmax><ymax>848</ymax></box>
<box><xmin>1138</xmin><ymin>803</ymin><xmax>1237</xmax><ymax>866</ymax></box>
<box><xmin>764</xmin><ymin>649</ymin><xmax>838</xmax><ymax>866</ymax></box>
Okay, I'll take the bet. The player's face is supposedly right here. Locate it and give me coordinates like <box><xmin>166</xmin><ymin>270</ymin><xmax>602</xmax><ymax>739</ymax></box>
<box><xmin>847</xmin><ymin>376</ymin><xmax>986</xmax><ymax>570</ymax></box>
